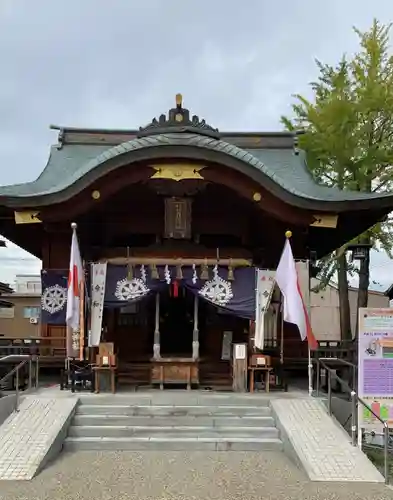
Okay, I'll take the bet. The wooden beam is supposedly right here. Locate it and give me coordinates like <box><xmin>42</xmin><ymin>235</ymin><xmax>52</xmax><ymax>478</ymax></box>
<box><xmin>102</xmin><ymin>257</ymin><xmax>252</xmax><ymax>266</ymax></box>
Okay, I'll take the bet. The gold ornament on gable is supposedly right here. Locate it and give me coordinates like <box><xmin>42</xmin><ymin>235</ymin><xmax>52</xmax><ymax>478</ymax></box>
<box><xmin>150</xmin><ymin>164</ymin><xmax>205</xmax><ymax>182</ymax></box>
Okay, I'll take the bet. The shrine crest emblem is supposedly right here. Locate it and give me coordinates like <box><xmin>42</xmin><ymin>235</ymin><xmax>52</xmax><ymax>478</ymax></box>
<box><xmin>41</xmin><ymin>284</ymin><xmax>67</xmax><ymax>314</ymax></box>
<box><xmin>115</xmin><ymin>278</ymin><xmax>150</xmax><ymax>301</ymax></box>
<box><xmin>198</xmin><ymin>272</ymin><xmax>233</xmax><ymax>306</ymax></box>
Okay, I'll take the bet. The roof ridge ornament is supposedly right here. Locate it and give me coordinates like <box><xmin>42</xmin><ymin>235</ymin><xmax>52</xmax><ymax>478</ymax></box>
<box><xmin>138</xmin><ymin>94</ymin><xmax>220</xmax><ymax>139</ymax></box>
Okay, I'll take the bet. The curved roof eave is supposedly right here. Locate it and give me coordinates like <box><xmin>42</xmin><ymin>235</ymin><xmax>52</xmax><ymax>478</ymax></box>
<box><xmin>1</xmin><ymin>133</ymin><xmax>393</xmax><ymax>212</ymax></box>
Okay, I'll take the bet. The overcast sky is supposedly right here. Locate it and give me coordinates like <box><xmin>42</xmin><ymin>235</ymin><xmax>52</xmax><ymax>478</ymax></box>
<box><xmin>0</xmin><ymin>0</ymin><xmax>392</xmax><ymax>290</ymax></box>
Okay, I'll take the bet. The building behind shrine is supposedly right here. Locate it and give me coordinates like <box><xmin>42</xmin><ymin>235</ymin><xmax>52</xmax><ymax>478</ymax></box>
<box><xmin>0</xmin><ymin>95</ymin><xmax>393</xmax><ymax>388</ymax></box>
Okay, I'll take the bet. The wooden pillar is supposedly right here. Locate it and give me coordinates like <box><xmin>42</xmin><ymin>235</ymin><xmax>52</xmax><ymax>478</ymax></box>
<box><xmin>192</xmin><ymin>295</ymin><xmax>199</xmax><ymax>360</ymax></box>
<box><xmin>153</xmin><ymin>292</ymin><xmax>161</xmax><ymax>359</ymax></box>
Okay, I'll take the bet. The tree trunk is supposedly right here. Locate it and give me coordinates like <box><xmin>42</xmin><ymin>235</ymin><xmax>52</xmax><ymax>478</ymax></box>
<box><xmin>337</xmin><ymin>252</ymin><xmax>352</xmax><ymax>341</ymax></box>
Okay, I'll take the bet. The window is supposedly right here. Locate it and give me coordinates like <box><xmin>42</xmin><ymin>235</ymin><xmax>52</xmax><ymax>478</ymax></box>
<box><xmin>0</xmin><ymin>307</ymin><xmax>14</xmax><ymax>319</ymax></box>
<box><xmin>16</xmin><ymin>281</ymin><xmax>41</xmax><ymax>294</ymax></box>
<box><xmin>23</xmin><ymin>307</ymin><xmax>40</xmax><ymax>319</ymax></box>
<box><xmin>27</xmin><ymin>282</ymin><xmax>41</xmax><ymax>293</ymax></box>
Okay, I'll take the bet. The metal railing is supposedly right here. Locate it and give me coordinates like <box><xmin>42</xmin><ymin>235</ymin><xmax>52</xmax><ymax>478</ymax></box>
<box><xmin>0</xmin><ymin>355</ymin><xmax>40</xmax><ymax>411</ymax></box>
<box><xmin>315</xmin><ymin>358</ymin><xmax>389</xmax><ymax>484</ymax></box>
<box><xmin>0</xmin><ymin>337</ymin><xmax>66</xmax><ymax>357</ymax></box>
<box><xmin>315</xmin><ymin>357</ymin><xmax>357</xmax><ymax>397</ymax></box>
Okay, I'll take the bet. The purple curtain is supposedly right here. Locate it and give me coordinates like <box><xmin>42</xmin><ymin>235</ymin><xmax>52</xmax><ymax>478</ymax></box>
<box><xmin>104</xmin><ymin>264</ymin><xmax>256</xmax><ymax>319</ymax></box>
<box><xmin>184</xmin><ymin>266</ymin><xmax>255</xmax><ymax>319</ymax></box>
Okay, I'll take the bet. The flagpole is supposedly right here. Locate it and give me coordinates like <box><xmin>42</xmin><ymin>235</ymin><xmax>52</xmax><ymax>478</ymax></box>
<box><xmin>280</xmin><ymin>302</ymin><xmax>284</xmax><ymax>364</ymax></box>
<box><xmin>307</xmin><ymin>258</ymin><xmax>313</xmax><ymax>397</ymax></box>
<box><xmin>277</xmin><ymin>230</ymin><xmax>316</xmax><ymax>397</ymax></box>
<box><xmin>285</xmin><ymin>231</ymin><xmax>313</xmax><ymax>396</ymax></box>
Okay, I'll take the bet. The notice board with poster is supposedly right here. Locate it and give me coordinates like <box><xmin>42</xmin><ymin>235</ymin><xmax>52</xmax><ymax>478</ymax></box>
<box><xmin>358</xmin><ymin>308</ymin><xmax>393</xmax><ymax>437</ymax></box>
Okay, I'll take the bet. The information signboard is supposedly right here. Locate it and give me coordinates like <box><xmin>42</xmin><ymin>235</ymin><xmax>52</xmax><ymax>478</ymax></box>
<box><xmin>358</xmin><ymin>308</ymin><xmax>393</xmax><ymax>433</ymax></box>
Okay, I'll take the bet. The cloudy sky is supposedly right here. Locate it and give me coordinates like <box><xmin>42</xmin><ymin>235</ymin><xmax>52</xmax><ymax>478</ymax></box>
<box><xmin>0</xmin><ymin>0</ymin><xmax>392</xmax><ymax>290</ymax></box>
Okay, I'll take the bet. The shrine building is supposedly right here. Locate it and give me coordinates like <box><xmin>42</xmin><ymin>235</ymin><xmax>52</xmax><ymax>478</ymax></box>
<box><xmin>1</xmin><ymin>94</ymin><xmax>393</xmax><ymax>389</ymax></box>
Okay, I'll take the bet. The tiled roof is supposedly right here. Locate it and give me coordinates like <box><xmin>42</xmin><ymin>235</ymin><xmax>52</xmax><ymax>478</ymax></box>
<box><xmin>0</xmin><ymin>133</ymin><xmax>392</xmax><ymax>210</ymax></box>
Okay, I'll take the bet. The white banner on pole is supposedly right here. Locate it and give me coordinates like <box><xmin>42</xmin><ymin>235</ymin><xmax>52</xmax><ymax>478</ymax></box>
<box><xmin>254</xmin><ymin>269</ymin><xmax>275</xmax><ymax>350</ymax></box>
<box><xmin>89</xmin><ymin>262</ymin><xmax>107</xmax><ymax>347</ymax></box>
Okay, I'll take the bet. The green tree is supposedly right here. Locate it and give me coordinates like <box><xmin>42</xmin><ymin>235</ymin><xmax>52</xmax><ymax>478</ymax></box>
<box><xmin>282</xmin><ymin>19</ymin><xmax>393</xmax><ymax>340</ymax></box>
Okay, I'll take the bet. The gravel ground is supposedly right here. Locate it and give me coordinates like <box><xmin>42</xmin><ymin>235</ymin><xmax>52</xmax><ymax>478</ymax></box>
<box><xmin>1</xmin><ymin>451</ymin><xmax>392</xmax><ymax>500</ymax></box>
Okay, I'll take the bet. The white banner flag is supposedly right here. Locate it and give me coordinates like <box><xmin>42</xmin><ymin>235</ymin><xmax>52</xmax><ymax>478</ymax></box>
<box><xmin>66</xmin><ymin>224</ymin><xmax>84</xmax><ymax>359</ymax></box>
<box><xmin>254</xmin><ymin>269</ymin><xmax>276</xmax><ymax>350</ymax></box>
<box><xmin>89</xmin><ymin>262</ymin><xmax>107</xmax><ymax>347</ymax></box>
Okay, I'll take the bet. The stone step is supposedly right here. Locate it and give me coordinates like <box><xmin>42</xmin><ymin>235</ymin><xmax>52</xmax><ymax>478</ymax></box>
<box><xmin>72</xmin><ymin>414</ymin><xmax>276</xmax><ymax>427</ymax></box>
<box><xmin>68</xmin><ymin>425</ymin><xmax>279</xmax><ymax>438</ymax></box>
<box><xmin>63</xmin><ymin>436</ymin><xmax>283</xmax><ymax>451</ymax></box>
<box><xmin>76</xmin><ymin>394</ymin><xmax>271</xmax><ymax>407</ymax></box>
<box><xmin>75</xmin><ymin>405</ymin><xmax>272</xmax><ymax>417</ymax></box>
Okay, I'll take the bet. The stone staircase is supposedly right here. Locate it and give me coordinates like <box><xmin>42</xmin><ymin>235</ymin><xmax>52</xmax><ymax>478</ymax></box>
<box><xmin>64</xmin><ymin>393</ymin><xmax>283</xmax><ymax>451</ymax></box>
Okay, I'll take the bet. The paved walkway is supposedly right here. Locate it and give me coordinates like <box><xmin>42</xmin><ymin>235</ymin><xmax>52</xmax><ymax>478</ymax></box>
<box><xmin>0</xmin><ymin>396</ymin><xmax>77</xmax><ymax>480</ymax></box>
<box><xmin>272</xmin><ymin>398</ymin><xmax>384</xmax><ymax>482</ymax></box>
<box><xmin>0</xmin><ymin>450</ymin><xmax>392</xmax><ymax>500</ymax></box>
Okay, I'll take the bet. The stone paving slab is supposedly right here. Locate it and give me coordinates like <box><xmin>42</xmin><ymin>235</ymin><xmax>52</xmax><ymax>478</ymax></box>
<box><xmin>0</xmin><ymin>396</ymin><xmax>77</xmax><ymax>480</ymax></box>
<box><xmin>271</xmin><ymin>398</ymin><xmax>385</xmax><ymax>483</ymax></box>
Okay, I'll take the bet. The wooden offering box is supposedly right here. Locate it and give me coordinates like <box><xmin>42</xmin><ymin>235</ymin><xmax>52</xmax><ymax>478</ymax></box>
<box><xmin>249</xmin><ymin>353</ymin><xmax>272</xmax><ymax>367</ymax></box>
<box><xmin>151</xmin><ymin>358</ymin><xmax>199</xmax><ymax>390</ymax></box>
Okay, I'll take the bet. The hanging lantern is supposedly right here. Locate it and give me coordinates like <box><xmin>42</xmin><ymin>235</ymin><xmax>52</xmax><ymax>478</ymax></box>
<box><xmin>200</xmin><ymin>259</ymin><xmax>209</xmax><ymax>280</ymax></box>
<box><xmin>228</xmin><ymin>258</ymin><xmax>234</xmax><ymax>281</ymax></box>
<box><xmin>347</xmin><ymin>243</ymin><xmax>372</xmax><ymax>262</ymax></box>
<box><xmin>150</xmin><ymin>263</ymin><xmax>159</xmax><ymax>279</ymax></box>
<box><xmin>176</xmin><ymin>261</ymin><xmax>183</xmax><ymax>279</ymax></box>
<box><xmin>126</xmin><ymin>247</ymin><xmax>133</xmax><ymax>280</ymax></box>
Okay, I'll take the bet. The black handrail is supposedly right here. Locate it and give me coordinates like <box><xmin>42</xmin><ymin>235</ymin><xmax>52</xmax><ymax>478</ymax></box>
<box><xmin>315</xmin><ymin>357</ymin><xmax>357</xmax><ymax>398</ymax></box>
<box><xmin>316</xmin><ymin>358</ymin><xmax>389</xmax><ymax>484</ymax></box>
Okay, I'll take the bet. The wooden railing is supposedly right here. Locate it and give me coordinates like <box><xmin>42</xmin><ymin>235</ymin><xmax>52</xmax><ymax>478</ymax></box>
<box><xmin>0</xmin><ymin>337</ymin><xmax>66</xmax><ymax>358</ymax></box>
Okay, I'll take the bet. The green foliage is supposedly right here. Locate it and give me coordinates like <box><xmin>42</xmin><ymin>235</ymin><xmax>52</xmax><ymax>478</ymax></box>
<box><xmin>282</xmin><ymin>19</ymin><xmax>393</xmax><ymax>291</ymax></box>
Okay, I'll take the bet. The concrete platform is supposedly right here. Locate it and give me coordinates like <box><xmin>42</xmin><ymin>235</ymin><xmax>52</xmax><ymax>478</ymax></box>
<box><xmin>0</xmin><ymin>395</ymin><xmax>77</xmax><ymax>480</ymax></box>
<box><xmin>272</xmin><ymin>398</ymin><xmax>385</xmax><ymax>483</ymax></box>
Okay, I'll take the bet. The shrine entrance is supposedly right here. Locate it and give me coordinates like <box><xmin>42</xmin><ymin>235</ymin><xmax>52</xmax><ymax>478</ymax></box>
<box><xmin>151</xmin><ymin>286</ymin><xmax>195</xmax><ymax>357</ymax></box>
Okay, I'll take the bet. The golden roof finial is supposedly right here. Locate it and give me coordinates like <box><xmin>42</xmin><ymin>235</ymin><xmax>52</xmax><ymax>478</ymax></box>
<box><xmin>175</xmin><ymin>93</ymin><xmax>182</xmax><ymax>108</ymax></box>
